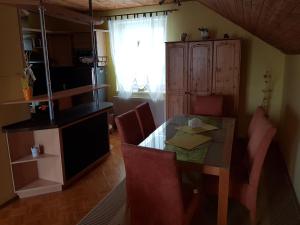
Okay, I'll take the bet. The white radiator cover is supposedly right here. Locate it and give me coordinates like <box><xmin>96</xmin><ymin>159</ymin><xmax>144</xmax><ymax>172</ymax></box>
<box><xmin>112</xmin><ymin>96</ymin><xmax>165</xmax><ymax>126</ymax></box>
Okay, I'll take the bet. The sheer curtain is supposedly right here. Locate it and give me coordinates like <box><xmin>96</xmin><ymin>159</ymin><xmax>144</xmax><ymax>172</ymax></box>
<box><xmin>108</xmin><ymin>15</ymin><xmax>167</xmax><ymax>101</ymax></box>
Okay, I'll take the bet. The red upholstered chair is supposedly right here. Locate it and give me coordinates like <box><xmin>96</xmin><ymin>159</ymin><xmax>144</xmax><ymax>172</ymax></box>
<box><xmin>115</xmin><ymin>110</ymin><xmax>143</xmax><ymax>145</ymax></box>
<box><xmin>205</xmin><ymin>115</ymin><xmax>276</xmax><ymax>225</ymax></box>
<box><xmin>233</xmin><ymin>106</ymin><xmax>266</xmax><ymax>164</ymax></box>
<box><xmin>122</xmin><ymin>143</ymin><xmax>201</xmax><ymax>225</ymax></box>
<box><xmin>191</xmin><ymin>95</ymin><xmax>223</xmax><ymax>117</ymax></box>
<box><xmin>135</xmin><ymin>102</ymin><xmax>156</xmax><ymax>139</ymax></box>
<box><xmin>248</xmin><ymin>106</ymin><xmax>266</xmax><ymax>138</ymax></box>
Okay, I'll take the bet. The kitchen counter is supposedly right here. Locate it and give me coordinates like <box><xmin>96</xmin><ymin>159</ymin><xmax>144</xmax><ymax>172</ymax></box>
<box><xmin>2</xmin><ymin>102</ymin><xmax>113</xmax><ymax>133</ymax></box>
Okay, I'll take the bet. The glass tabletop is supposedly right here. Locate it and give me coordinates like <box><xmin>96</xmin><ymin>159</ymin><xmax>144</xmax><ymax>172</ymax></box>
<box><xmin>139</xmin><ymin>115</ymin><xmax>235</xmax><ymax>170</ymax></box>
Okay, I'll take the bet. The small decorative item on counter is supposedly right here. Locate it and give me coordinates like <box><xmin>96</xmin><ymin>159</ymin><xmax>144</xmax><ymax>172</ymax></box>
<box><xmin>198</xmin><ymin>27</ymin><xmax>209</xmax><ymax>40</ymax></box>
<box><xmin>30</xmin><ymin>102</ymin><xmax>49</xmax><ymax>119</ymax></box>
<box><xmin>79</xmin><ymin>56</ymin><xmax>94</xmax><ymax>64</ymax></box>
<box><xmin>21</xmin><ymin>53</ymin><xmax>36</xmax><ymax>101</ymax></box>
<box><xmin>181</xmin><ymin>33</ymin><xmax>188</xmax><ymax>41</ymax></box>
<box><xmin>188</xmin><ymin>118</ymin><xmax>203</xmax><ymax>128</ymax></box>
<box><xmin>224</xmin><ymin>33</ymin><xmax>229</xmax><ymax>39</ymax></box>
<box><xmin>31</xmin><ymin>146</ymin><xmax>40</xmax><ymax>158</ymax></box>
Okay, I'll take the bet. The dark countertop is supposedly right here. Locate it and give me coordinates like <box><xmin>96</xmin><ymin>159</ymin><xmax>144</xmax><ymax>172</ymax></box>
<box><xmin>2</xmin><ymin>102</ymin><xmax>113</xmax><ymax>133</ymax></box>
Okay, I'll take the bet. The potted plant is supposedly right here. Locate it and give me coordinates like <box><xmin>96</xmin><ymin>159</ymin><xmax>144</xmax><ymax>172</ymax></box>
<box><xmin>198</xmin><ymin>27</ymin><xmax>209</xmax><ymax>40</ymax></box>
<box><xmin>21</xmin><ymin>53</ymin><xmax>36</xmax><ymax>100</ymax></box>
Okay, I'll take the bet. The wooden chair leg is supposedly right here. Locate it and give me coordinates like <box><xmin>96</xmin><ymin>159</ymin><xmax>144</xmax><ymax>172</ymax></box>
<box><xmin>249</xmin><ymin>208</ymin><xmax>256</xmax><ymax>225</ymax></box>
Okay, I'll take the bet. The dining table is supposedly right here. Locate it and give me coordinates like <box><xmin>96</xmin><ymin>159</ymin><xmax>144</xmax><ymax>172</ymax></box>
<box><xmin>139</xmin><ymin>114</ymin><xmax>236</xmax><ymax>225</ymax></box>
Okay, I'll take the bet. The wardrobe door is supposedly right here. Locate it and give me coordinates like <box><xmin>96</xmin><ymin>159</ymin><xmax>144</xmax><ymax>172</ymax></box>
<box><xmin>188</xmin><ymin>41</ymin><xmax>213</xmax><ymax>113</ymax></box>
<box><xmin>166</xmin><ymin>42</ymin><xmax>188</xmax><ymax>119</ymax></box>
<box><xmin>166</xmin><ymin>93</ymin><xmax>187</xmax><ymax>119</ymax></box>
<box><xmin>213</xmin><ymin>40</ymin><xmax>241</xmax><ymax>116</ymax></box>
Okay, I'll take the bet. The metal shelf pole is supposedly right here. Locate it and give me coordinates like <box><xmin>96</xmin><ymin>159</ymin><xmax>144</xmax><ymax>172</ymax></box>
<box><xmin>89</xmin><ymin>0</ymin><xmax>100</xmax><ymax>106</ymax></box>
<box><xmin>39</xmin><ymin>4</ymin><xmax>55</xmax><ymax>121</ymax></box>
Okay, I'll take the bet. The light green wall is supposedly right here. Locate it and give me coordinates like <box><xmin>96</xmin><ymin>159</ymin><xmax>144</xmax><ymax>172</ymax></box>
<box><xmin>0</xmin><ymin>5</ymin><xmax>30</xmax><ymax>205</ymax></box>
<box><xmin>98</xmin><ymin>1</ymin><xmax>285</xmax><ymax>136</ymax></box>
<box><xmin>279</xmin><ymin>55</ymin><xmax>300</xmax><ymax>201</ymax></box>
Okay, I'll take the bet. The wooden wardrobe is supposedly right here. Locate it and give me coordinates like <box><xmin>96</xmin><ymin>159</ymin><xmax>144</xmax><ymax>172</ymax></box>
<box><xmin>166</xmin><ymin>39</ymin><xmax>241</xmax><ymax>119</ymax></box>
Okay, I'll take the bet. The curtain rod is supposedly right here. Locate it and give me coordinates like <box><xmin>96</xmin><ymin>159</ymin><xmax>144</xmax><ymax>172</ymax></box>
<box><xmin>101</xmin><ymin>9</ymin><xmax>178</xmax><ymax>20</ymax></box>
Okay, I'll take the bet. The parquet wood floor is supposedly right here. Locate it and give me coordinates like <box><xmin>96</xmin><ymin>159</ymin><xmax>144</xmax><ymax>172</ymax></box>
<box><xmin>1</xmin><ymin>132</ymin><xmax>300</xmax><ymax>225</ymax></box>
<box><xmin>0</xmin><ymin>132</ymin><xmax>125</xmax><ymax>225</ymax></box>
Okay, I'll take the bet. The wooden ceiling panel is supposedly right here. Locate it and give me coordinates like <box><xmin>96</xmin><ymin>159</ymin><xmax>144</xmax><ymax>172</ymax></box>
<box><xmin>43</xmin><ymin>0</ymin><xmax>300</xmax><ymax>53</ymax></box>
<box><xmin>45</xmin><ymin>0</ymin><xmax>175</xmax><ymax>11</ymax></box>
<box><xmin>197</xmin><ymin>0</ymin><xmax>300</xmax><ymax>53</ymax></box>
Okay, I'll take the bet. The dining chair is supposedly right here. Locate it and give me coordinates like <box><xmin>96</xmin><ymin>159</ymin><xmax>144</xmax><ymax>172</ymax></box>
<box><xmin>115</xmin><ymin>110</ymin><xmax>144</xmax><ymax>145</ymax></box>
<box><xmin>122</xmin><ymin>143</ymin><xmax>201</xmax><ymax>225</ymax></box>
<box><xmin>191</xmin><ymin>95</ymin><xmax>223</xmax><ymax>117</ymax></box>
<box><xmin>233</xmin><ymin>106</ymin><xmax>266</xmax><ymax>164</ymax></box>
<box><xmin>248</xmin><ymin>106</ymin><xmax>266</xmax><ymax>138</ymax></box>
<box><xmin>135</xmin><ymin>102</ymin><xmax>156</xmax><ymax>139</ymax></box>
<box><xmin>205</xmin><ymin>115</ymin><xmax>276</xmax><ymax>225</ymax></box>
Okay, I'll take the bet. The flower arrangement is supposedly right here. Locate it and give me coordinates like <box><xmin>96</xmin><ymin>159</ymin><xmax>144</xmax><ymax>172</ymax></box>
<box><xmin>261</xmin><ymin>70</ymin><xmax>272</xmax><ymax>116</ymax></box>
<box><xmin>21</xmin><ymin>52</ymin><xmax>36</xmax><ymax>100</ymax></box>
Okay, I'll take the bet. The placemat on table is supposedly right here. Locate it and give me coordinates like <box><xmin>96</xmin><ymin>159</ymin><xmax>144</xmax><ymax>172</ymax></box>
<box><xmin>176</xmin><ymin>123</ymin><xmax>219</xmax><ymax>134</ymax></box>
<box><xmin>165</xmin><ymin>132</ymin><xmax>211</xmax><ymax>150</ymax></box>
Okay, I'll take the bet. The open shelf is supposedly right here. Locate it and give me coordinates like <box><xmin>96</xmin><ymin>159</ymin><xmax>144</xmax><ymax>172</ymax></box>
<box><xmin>1</xmin><ymin>84</ymin><xmax>109</xmax><ymax>105</ymax></box>
<box><xmin>23</xmin><ymin>27</ymin><xmax>108</xmax><ymax>34</ymax></box>
<box><xmin>15</xmin><ymin>179</ymin><xmax>62</xmax><ymax>198</ymax></box>
<box><xmin>23</xmin><ymin>27</ymin><xmax>89</xmax><ymax>34</ymax></box>
<box><xmin>11</xmin><ymin>153</ymin><xmax>58</xmax><ymax>165</ymax></box>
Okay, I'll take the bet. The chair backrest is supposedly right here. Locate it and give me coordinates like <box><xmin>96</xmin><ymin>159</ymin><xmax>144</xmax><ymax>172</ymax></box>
<box><xmin>135</xmin><ymin>102</ymin><xmax>156</xmax><ymax>139</ymax></box>
<box><xmin>191</xmin><ymin>95</ymin><xmax>223</xmax><ymax>117</ymax></box>
<box><xmin>115</xmin><ymin>110</ymin><xmax>144</xmax><ymax>145</ymax></box>
<box><xmin>248</xmin><ymin>106</ymin><xmax>266</xmax><ymax>138</ymax></box>
<box><xmin>247</xmin><ymin>115</ymin><xmax>277</xmax><ymax>188</ymax></box>
<box><xmin>122</xmin><ymin>143</ymin><xmax>185</xmax><ymax>225</ymax></box>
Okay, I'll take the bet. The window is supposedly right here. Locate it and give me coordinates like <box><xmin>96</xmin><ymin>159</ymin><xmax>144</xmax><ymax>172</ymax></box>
<box><xmin>108</xmin><ymin>15</ymin><xmax>167</xmax><ymax>101</ymax></box>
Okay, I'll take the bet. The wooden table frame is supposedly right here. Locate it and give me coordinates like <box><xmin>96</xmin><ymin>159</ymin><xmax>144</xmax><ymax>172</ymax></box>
<box><xmin>140</xmin><ymin>116</ymin><xmax>235</xmax><ymax>225</ymax></box>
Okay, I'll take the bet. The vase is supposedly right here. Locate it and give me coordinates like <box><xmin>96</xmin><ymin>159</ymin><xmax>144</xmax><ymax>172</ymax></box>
<box><xmin>23</xmin><ymin>88</ymin><xmax>33</xmax><ymax>101</ymax></box>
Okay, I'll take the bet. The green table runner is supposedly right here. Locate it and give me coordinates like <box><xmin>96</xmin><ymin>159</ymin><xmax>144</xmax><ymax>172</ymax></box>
<box><xmin>166</xmin><ymin>131</ymin><xmax>211</xmax><ymax>150</ymax></box>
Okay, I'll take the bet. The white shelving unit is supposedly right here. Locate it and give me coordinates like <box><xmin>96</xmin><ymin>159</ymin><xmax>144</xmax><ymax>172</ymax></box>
<box><xmin>3</xmin><ymin>1</ymin><xmax>110</xmax><ymax>199</ymax></box>
<box><xmin>7</xmin><ymin>128</ymin><xmax>64</xmax><ymax>198</ymax></box>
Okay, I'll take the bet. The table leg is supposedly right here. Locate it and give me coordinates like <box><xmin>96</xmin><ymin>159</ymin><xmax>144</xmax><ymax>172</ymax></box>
<box><xmin>217</xmin><ymin>169</ymin><xmax>230</xmax><ymax>225</ymax></box>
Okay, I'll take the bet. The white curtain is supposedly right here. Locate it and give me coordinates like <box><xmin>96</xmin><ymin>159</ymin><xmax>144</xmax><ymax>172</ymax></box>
<box><xmin>108</xmin><ymin>15</ymin><xmax>167</xmax><ymax>101</ymax></box>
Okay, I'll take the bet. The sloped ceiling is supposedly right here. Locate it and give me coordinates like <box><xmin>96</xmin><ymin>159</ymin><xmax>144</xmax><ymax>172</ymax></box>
<box><xmin>4</xmin><ymin>0</ymin><xmax>300</xmax><ymax>53</ymax></box>
<box><xmin>196</xmin><ymin>0</ymin><xmax>300</xmax><ymax>54</ymax></box>
<box><xmin>44</xmin><ymin>0</ymin><xmax>300</xmax><ymax>53</ymax></box>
